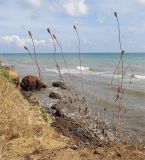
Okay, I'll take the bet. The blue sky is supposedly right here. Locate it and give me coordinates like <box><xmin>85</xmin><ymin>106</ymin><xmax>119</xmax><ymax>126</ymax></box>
<box><xmin>0</xmin><ymin>0</ymin><xmax>145</xmax><ymax>53</ymax></box>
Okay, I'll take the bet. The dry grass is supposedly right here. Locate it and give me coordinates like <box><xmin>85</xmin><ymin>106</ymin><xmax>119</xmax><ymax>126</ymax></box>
<box><xmin>0</xmin><ymin>76</ymin><xmax>145</xmax><ymax>160</ymax></box>
<box><xmin>0</xmin><ymin>77</ymin><xmax>72</xmax><ymax>159</ymax></box>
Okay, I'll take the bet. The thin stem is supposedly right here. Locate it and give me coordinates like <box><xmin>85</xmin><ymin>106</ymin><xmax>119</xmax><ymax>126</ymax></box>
<box><xmin>28</xmin><ymin>31</ymin><xmax>43</xmax><ymax>81</ymax></box>
<box><xmin>73</xmin><ymin>25</ymin><xmax>85</xmax><ymax>98</ymax></box>
<box><xmin>93</xmin><ymin>76</ymin><xmax>99</xmax><ymax>118</ymax></box>
<box><xmin>53</xmin><ymin>35</ymin><xmax>69</xmax><ymax>73</ymax></box>
<box><xmin>47</xmin><ymin>29</ymin><xmax>64</xmax><ymax>83</ymax></box>
<box><xmin>53</xmin><ymin>34</ymin><xmax>82</xmax><ymax>107</ymax></box>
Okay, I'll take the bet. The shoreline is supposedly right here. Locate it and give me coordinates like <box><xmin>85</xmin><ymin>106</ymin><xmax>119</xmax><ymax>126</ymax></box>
<box><xmin>0</xmin><ymin>75</ymin><xmax>145</xmax><ymax>159</ymax></box>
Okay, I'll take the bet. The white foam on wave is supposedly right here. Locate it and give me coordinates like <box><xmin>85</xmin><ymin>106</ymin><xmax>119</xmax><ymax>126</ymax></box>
<box><xmin>134</xmin><ymin>75</ymin><xmax>145</xmax><ymax>80</ymax></box>
<box><xmin>76</xmin><ymin>66</ymin><xmax>90</xmax><ymax>71</ymax></box>
<box><xmin>45</xmin><ymin>66</ymin><xmax>111</xmax><ymax>76</ymax></box>
<box><xmin>45</xmin><ymin>67</ymin><xmax>145</xmax><ymax>81</ymax></box>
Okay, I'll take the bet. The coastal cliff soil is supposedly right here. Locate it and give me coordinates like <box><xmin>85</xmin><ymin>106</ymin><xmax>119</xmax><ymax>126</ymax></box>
<box><xmin>0</xmin><ymin>77</ymin><xmax>145</xmax><ymax>160</ymax></box>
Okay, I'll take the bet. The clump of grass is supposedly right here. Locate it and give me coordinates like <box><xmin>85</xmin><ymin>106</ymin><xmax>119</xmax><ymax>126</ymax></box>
<box><xmin>0</xmin><ymin>67</ymin><xmax>13</xmax><ymax>82</ymax></box>
<box><xmin>40</xmin><ymin>108</ymin><xmax>51</xmax><ymax>122</ymax></box>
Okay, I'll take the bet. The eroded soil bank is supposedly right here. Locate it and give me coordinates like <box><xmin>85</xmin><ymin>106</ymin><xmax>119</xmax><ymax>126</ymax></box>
<box><xmin>0</xmin><ymin>77</ymin><xmax>145</xmax><ymax>160</ymax></box>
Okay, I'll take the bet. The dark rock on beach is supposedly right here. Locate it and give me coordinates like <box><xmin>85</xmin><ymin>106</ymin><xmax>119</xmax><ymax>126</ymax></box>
<box><xmin>20</xmin><ymin>75</ymin><xmax>47</xmax><ymax>92</ymax></box>
<box><xmin>52</xmin><ymin>81</ymin><xmax>69</xmax><ymax>90</ymax></box>
<box><xmin>49</xmin><ymin>92</ymin><xmax>61</xmax><ymax>100</ymax></box>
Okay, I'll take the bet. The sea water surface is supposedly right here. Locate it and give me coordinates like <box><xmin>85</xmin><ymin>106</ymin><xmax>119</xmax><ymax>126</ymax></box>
<box><xmin>1</xmin><ymin>53</ymin><xmax>145</xmax><ymax>139</ymax></box>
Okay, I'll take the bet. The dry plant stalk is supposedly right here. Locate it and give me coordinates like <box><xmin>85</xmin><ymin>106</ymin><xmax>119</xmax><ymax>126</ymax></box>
<box><xmin>52</xmin><ymin>33</ymin><xmax>82</xmax><ymax>107</ymax></box>
<box><xmin>0</xmin><ymin>78</ymin><xmax>9</xmax><ymax>107</ymax></box>
<box><xmin>113</xmin><ymin>12</ymin><xmax>125</xmax><ymax>127</ymax></box>
<box><xmin>52</xmin><ymin>34</ymin><xmax>69</xmax><ymax>73</ymax></box>
<box><xmin>24</xmin><ymin>31</ymin><xmax>43</xmax><ymax>81</ymax></box>
<box><xmin>47</xmin><ymin>28</ymin><xmax>71</xmax><ymax>102</ymax></box>
<box><xmin>47</xmin><ymin>28</ymin><xmax>64</xmax><ymax>83</ymax></box>
<box><xmin>73</xmin><ymin>26</ymin><xmax>84</xmax><ymax>94</ymax></box>
<box><xmin>93</xmin><ymin>76</ymin><xmax>100</xmax><ymax>118</ymax></box>
<box><xmin>73</xmin><ymin>25</ymin><xmax>88</xmax><ymax>112</ymax></box>
<box><xmin>124</xmin><ymin>64</ymin><xmax>134</xmax><ymax>84</ymax></box>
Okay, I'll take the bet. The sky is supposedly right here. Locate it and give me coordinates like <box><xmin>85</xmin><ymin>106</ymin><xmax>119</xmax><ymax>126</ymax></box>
<box><xmin>0</xmin><ymin>0</ymin><xmax>145</xmax><ymax>53</ymax></box>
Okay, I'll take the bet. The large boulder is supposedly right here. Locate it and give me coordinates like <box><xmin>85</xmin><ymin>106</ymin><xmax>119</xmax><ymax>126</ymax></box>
<box><xmin>20</xmin><ymin>75</ymin><xmax>47</xmax><ymax>92</ymax></box>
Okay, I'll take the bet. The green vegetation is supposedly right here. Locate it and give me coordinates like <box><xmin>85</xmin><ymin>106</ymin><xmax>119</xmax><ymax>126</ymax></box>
<box><xmin>0</xmin><ymin>67</ymin><xmax>13</xmax><ymax>81</ymax></box>
<box><xmin>40</xmin><ymin>107</ymin><xmax>52</xmax><ymax>122</ymax></box>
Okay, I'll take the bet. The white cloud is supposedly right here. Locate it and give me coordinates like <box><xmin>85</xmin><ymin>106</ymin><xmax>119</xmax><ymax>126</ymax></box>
<box><xmin>23</xmin><ymin>0</ymin><xmax>42</xmax><ymax>8</ymax></box>
<box><xmin>137</xmin><ymin>0</ymin><xmax>145</xmax><ymax>5</ymax></box>
<box><xmin>0</xmin><ymin>35</ymin><xmax>48</xmax><ymax>48</ymax></box>
<box><xmin>62</xmin><ymin>0</ymin><xmax>88</xmax><ymax>16</ymax></box>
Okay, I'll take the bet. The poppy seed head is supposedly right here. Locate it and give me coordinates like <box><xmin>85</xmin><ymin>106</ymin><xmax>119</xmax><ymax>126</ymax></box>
<box><xmin>73</xmin><ymin>25</ymin><xmax>76</xmax><ymax>30</ymax></box>
<box><xmin>24</xmin><ymin>46</ymin><xmax>28</xmax><ymax>50</ymax></box>
<box><xmin>28</xmin><ymin>31</ymin><xmax>32</xmax><ymax>38</ymax></box>
<box><xmin>114</xmin><ymin>12</ymin><xmax>117</xmax><ymax>18</ymax></box>
<box><xmin>47</xmin><ymin>28</ymin><xmax>51</xmax><ymax>34</ymax></box>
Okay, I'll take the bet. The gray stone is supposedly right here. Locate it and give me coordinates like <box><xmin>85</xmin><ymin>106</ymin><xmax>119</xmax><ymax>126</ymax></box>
<box><xmin>49</xmin><ymin>92</ymin><xmax>61</xmax><ymax>100</ymax></box>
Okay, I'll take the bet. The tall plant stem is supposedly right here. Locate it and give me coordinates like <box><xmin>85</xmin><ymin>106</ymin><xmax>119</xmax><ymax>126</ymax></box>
<box><xmin>47</xmin><ymin>28</ymin><xmax>64</xmax><ymax>83</ymax></box>
<box><xmin>53</xmin><ymin>34</ymin><xmax>82</xmax><ymax>106</ymax></box>
<box><xmin>73</xmin><ymin>26</ymin><xmax>85</xmax><ymax>99</ymax></box>
<box><xmin>28</xmin><ymin>31</ymin><xmax>43</xmax><ymax>81</ymax></box>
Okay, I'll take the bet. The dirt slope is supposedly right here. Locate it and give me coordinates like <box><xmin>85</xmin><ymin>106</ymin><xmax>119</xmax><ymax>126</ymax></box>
<box><xmin>0</xmin><ymin>77</ymin><xmax>145</xmax><ymax>160</ymax></box>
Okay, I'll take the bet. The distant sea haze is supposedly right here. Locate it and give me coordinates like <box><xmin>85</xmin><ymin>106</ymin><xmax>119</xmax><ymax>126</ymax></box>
<box><xmin>1</xmin><ymin>53</ymin><xmax>145</xmax><ymax>138</ymax></box>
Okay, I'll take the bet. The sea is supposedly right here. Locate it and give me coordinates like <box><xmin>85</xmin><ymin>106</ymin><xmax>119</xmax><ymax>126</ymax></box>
<box><xmin>1</xmin><ymin>53</ymin><xmax>145</xmax><ymax>139</ymax></box>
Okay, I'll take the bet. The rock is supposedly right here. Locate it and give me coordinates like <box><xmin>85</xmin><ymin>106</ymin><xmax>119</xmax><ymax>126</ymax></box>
<box><xmin>49</xmin><ymin>92</ymin><xmax>61</xmax><ymax>100</ymax></box>
<box><xmin>20</xmin><ymin>75</ymin><xmax>47</xmax><ymax>92</ymax></box>
<box><xmin>50</xmin><ymin>105</ymin><xmax>64</xmax><ymax>117</ymax></box>
<box><xmin>52</xmin><ymin>81</ymin><xmax>64</xmax><ymax>87</ymax></box>
<box><xmin>70</xmin><ymin>145</ymin><xmax>79</xmax><ymax>150</ymax></box>
<box><xmin>106</xmin><ymin>131</ymin><xmax>115</xmax><ymax>142</ymax></box>
<box><xmin>52</xmin><ymin>81</ymin><xmax>69</xmax><ymax>90</ymax></box>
